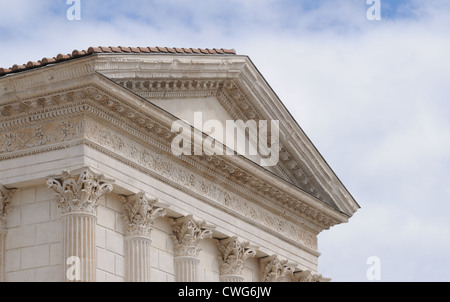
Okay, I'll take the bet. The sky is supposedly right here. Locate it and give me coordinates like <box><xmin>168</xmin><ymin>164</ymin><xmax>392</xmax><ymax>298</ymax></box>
<box><xmin>1</xmin><ymin>0</ymin><xmax>449</xmax><ymax>282</ymax></box>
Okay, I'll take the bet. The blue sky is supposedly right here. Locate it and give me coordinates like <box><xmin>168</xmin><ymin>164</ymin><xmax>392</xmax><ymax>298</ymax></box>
<box><xmin>1</xmin><ymin>0</ymin><xmax>450</xmax><ymax>282</ymax></box>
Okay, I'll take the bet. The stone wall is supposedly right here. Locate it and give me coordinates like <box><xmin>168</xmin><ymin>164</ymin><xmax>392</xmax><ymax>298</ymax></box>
<box><xmin>5</xmin><ymin>184</ymin><xmax>60</xmax><ymax>281</ymax></box>
<box><xmin>3</xmin><ymin>185</ymin><xmax>263</xmax><ymax>282</ymax></box>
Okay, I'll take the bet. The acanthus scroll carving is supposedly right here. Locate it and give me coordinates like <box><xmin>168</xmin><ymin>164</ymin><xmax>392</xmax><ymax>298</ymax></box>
<box><xmin>170</xmin><ymin>215</ymin><xmax>215</xmax><ymax>257</ymax></box>
<box><xmin>122</xmin><ymin>192</ymin><xmax>168</xmax><ymax>237</ymax></box>
<box><xmin>0</xmin><ymin>117</ymin><xmax>83</xmax><ymax>155</ymax></box>
<box><xmin>84</xmin><ymin>119</ymin><xmax>319</xmax><ymax>250</ymax></box>
<box><xmin>217</xmin><ymin>236</ymin><xmax>258</xmax><ymax>276</ymax></box>
<box><xmin>293</xmin><ymin>270</ymin><xmax>326</xmax><ymax>282</ymax></box>
<box><xmin>260</xmin><ymin>256</ymin><xmax>295</xmax><ymax>282</ymax></box>
<box><xmin>46</xmin><ymin>167</ymin><xmax>114</xmax><ymax>215</ymax></box>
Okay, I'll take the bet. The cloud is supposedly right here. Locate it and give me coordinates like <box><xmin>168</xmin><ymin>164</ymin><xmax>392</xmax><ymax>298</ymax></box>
<box><xmin>0</xmin><ymin>0</ymin><xmax>449</xmax><ymax>281</ymax></box>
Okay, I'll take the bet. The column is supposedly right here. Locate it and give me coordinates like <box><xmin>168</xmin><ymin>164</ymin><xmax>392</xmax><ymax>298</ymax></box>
<box><xmin>47</xmin><ymin>167</ymin><xmax>114</xmax><ymax>282</ymax></box>
<box><xmin>170</xmin><ymin>215</ymin><xmax>215</xmax><ymax>282</ymax></box>
<box><xmin>217</xmin><ymin>236</ymin><xmax>258</xmax><ymax>282</ymax></box>
<box><xmin>122</xmin><ymin>192</ymin><xmax>168</xmax><ymax>282</ymax></box>
<box><xmin>0</xmin><ymin>185</ymin><xmax>16</xmax><ymax>282</ymax></box>
<box><xmin>260</xmin><ymin>255</ymin><xmax>295</xmax><ymax>282</ymax></box>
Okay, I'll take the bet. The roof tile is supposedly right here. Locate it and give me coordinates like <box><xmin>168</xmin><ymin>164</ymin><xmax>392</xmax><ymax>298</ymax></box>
<box><xmin>41</xmin><ymin>57</ymin><xmax>56</xmax><ymax>64</ymax></box>
<box><xmin>99</xmin><ymin>46</ymin><xmax>113</xmax><ymax>53</ymax></box>
<box><xmin>119</xmin><ymin>46</ymin><xmax>132</xmax><ymax>52</ymax></box>
<box><xmin>157</xmin><ymin>47</ymin><xmax>169</xmax><ymax>53</ymax></box>
<box><xmin>110</xmin><ymin>47</ymin><xmax>122</xmax><ymax>53</ymax></box>
<box><xmin>0</xmin><ymin>45</ymin><xmax>237</xmax><ymax>77</ymax></box>
<box><xmin>138</xmin><ymin>47</ymin><xmax>151</xmax><ymax>53</ymax></box>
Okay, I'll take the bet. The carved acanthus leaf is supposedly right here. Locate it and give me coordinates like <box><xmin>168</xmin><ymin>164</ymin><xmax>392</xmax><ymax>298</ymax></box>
<box><xmin>46</xmin><ymin>167</ymin><xmax>114</xmax><ymax>215</ymax></box>
<box><xmin>0</xmin><ymin>184</ymin><xmax>16</xmax><ymax>228</ymax></box>
<box><xmin>217</xmin><ymin>236</ymin><xmax>258</xmax><ymax>276</ymax></box>
<box><xmin>122</xmin><ymin>191</ymin><xmax>168</xmax><ymax>237</ymax></box>
<box><xmin>260</xmin><ymin>256</ymin><xmax>295</xmax><ymax>282</ymax></box>
<box><xmin>293</xmin><ymin>270</ymin><xmax>326</xmax><ymax>282</ymax></box>
<box><xmin>170</xmin><ymin>215</ymin><xmax>215</xmax><ymax>257</ymax></box>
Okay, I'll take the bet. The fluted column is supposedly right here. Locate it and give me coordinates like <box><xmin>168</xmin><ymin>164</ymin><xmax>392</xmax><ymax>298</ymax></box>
<box><xmin>47</xmin><ymin>167</ymin><xmax>114</xmax><ymax>282</ymax></box>
<box><xmin>170</xmin><ymin>215</ymin><xmax>215</xmax><ymax>282</ymax></box>
<box><xmin>0</xmin><ymin>185</ymin><xmax>15</xmax><ymax>282</ymax></box>
<box><xmin>217</xmin><ymin>236</ymin><xmax>258</xmax><ymax>282</ymax></box>
<box><xmin>122</xmin><ymin>192</ymin><xmax>168</xmax><ymax>282</ymax></box>
<box><xmin>260</xmin><ymin>255</ymin><xmax>295</xmax><ymax>282</ymax></box>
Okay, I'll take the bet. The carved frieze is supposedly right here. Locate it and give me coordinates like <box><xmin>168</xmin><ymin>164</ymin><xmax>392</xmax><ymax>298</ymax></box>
<box><xmin>84</xmin><ymin>118</ymin><xmax>319</xmax><ymax>250</ymax></box>
<box><xmin>0</xmin><ymin>116</ymin><xmax>83</xmax><ymax>156</ymax></box>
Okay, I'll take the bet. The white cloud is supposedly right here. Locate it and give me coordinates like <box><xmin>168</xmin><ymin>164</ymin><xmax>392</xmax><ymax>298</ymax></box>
<box><xmin>1</xmin><ymin>0</ymin><xmax>449</xmax><ymax>281</ymax></box>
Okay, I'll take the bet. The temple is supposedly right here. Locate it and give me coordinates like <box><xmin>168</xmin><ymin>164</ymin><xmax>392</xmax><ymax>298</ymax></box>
<box><xmin>0</xmin><ymin>46</ymin><xmax>359</xmax><ymax>282</ymax></box>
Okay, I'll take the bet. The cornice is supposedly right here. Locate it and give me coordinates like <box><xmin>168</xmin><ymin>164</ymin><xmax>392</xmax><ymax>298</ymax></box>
<box><xmin>0</xmin><ymin>54</ymin><xmax>358</xmax><ymax>217</ymax></box>
<box><xmin>0</xmin><ymin>80</ymin><xmax>348</xmax><ymax>233</ymax></box>
<box><xmin>94</xmin><ymin>55</ymin><xmax>358</xmax><ymax>216</ymax></box>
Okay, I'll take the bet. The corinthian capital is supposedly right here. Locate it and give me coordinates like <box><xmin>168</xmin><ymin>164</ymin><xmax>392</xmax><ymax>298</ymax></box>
<box><xmin>0</xmin><ymin>185</ymin><xmax>16</xmax><ymax>228</ymax></box>
<box><xmin>46</xmin><ymin>167</ymin><xmax>114</xmax><ymax>215</ymax></box>
<box><xmin>217</xmin><ymin>236</ymin><xmax>258</xmax><ymax>276</ymax></box>
<box><xmin>170</xmin><ymin>215</ymin><xmax>215</xmax><ymax>257</ymax></box>
<box><xmin>122</xmin><ymin>192</ymin><xmax>168</xmax><ymax>237</ymax></box>
<box><xmin>293</xmin><ymin>270</ymin><xmax>329</xmax><ymax>282</ymax></box>
<box><xmin>260</xmin><ymin>255</ymin><xmax>295</xmax><ymax>282</ymax></box>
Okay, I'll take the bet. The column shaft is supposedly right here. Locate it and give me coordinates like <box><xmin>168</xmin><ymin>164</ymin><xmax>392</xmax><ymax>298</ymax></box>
<box><xmin>62</xmin><ymin>213</ymin><xmax>96</xmax><ymax>282</ymax></box>
<box><xmin>0</xmin><ymin>229</ymin><xmax>6</xmax><ymax>282</ymax></box>
<box><xmin>175</xmin><ymin>256</ymin><xmax>200</xmax><ymax>282</ymax></box>
<box><xmin>125</xmin><ymin>236</ymin><xmax>152</xmax><ymax>282</ymax></box>
<box><xmin>220</xmin><ymin>275</ymin><xmax>244</xmax><ymax>282</ymax></box>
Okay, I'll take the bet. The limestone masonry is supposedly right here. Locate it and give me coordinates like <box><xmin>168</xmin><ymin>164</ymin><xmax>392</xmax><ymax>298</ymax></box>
<box><xmin>0</xmin><ymin>46</ymin><xmax>359</xmax><ymax>282</ymax></box>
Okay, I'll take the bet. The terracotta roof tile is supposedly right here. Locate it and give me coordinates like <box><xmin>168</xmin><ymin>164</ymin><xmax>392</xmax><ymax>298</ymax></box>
<box><xmin>138</xmin><ymin>47</ymin><xmax>151</xmax><ymax>53</ymax></box>
<box><xmin>41</xmin><ymin>57</ymin><xmax>56</xmax><ymax>64</ymax></box>
<box><xmin>156</xmin><ymin>46</ymin><xmax>168</xmax><ymax>53</ymax></box>
<box><xmin>119</xmin><ymin>46</ymin><xmax>132</xmax><ymax>52</ymax></box>
<box><xmin>0</xmin><ymin>46</ymin><xmax>236</xmax><ymax>77</ymax></box>
<box><xmin>56</xmin><ymin>54</ymin><xmax>71</xmax><ymax>61</ymax></box>
<box><xmin>129</xmin><ymin>47</ymin><xmax>141</xmax><ymax>53</ymax></box>
<box><xmin>110</xmin><ymin>47</ymin><xmax>122</xmax><ymax>53</ymax></box>
<box><xmin>166</xmin><ymin>47</ymin><xmax>177</xmax><ymax>53</ymax></box>
<box><xmin>26</xmin><ymin>61</ymin><xmax>40</xmax><ymax>68</ymax></box>
<box><xmin>99</xmin><ymin>46</ymin><xmax>113</xmax><ymax>53</ymax></box>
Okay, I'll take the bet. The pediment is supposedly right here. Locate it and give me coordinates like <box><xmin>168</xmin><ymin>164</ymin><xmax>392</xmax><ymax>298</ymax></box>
<box><xmin>0</xmin><ymin>51</ymin><xmax>359</xmax><ymax>219</ymax></box>
<box><xmin>93</xmin><ymin>54</ymin><xmax>359</xmax><ymax>216</ymax></box>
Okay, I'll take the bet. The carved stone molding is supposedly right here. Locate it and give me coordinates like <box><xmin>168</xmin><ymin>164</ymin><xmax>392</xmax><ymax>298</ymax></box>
<box><xmin>47</xmin><ymin>167</ymin><xmax>114</xmax><ymax>215</ymax></box>
<box><xmin>122</xmin><ymin>191</ymin><xmax>168</xmax><ymax>237</ymax></box>
<box><xmin>84</xmin><ymin>118</ymin><xmax>320</xmax><ymax>250</ymax></box>
<box><xmin>0</xmin><ymin>185</ymin><xmax>16</xmax><ymax>229</ymax></box>
<box><xmin>217</xmin><ymin>236</ymin><xmax>258</xmax><ymax>277</ymax></box>
<box><xmin>0</xmin><ymin>85</ymin><xmax>344</xmax><ymax>234</ymax></box>
<box><xmin>260</xmin><ymin>256</ymin><xmax>296</xmax><ymax>282</ymax></box>
<box><xmin>170</xmin><ymin>215</ymin><xmax>215</xmax><ymax>257</ymax></box>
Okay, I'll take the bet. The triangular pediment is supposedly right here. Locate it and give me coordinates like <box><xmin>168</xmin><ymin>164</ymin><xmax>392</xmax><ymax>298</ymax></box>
<box><xmin>91</xmin><ymin>53</ymin><xmax>359</xmax><ymax>216</ymax></box>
